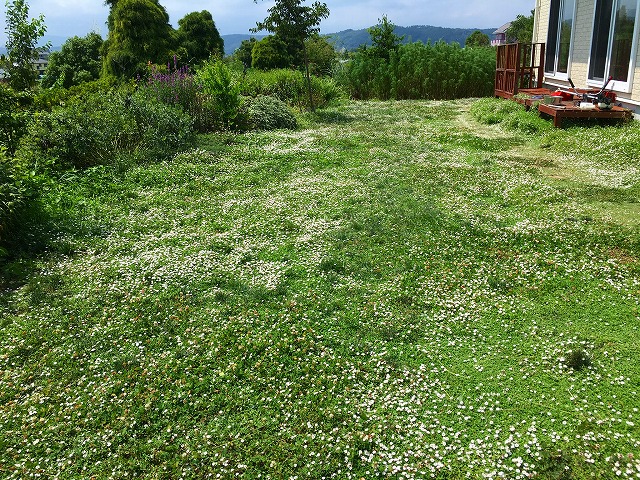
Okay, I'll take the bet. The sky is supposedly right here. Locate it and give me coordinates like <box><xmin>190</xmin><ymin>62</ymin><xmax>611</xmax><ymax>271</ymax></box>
<box><xmin>0</xmin><ymin>0</ymin><xmax>535</xmax><ymax>45</ymax></box>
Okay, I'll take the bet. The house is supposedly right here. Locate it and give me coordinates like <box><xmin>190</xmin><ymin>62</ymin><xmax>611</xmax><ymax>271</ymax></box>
<box><xmin>492</xmin><ymin>22</ymin><xmax>512</xmax><ymax>46</ymax></box>
<box><xmin>532</xmin><ymin>0</ymin><xmax>640</xmax><ymax>115</ymax></box>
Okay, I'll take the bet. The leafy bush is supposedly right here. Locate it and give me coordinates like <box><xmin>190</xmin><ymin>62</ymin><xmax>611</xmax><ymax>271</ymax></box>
<box><xmin>0</xmin><ymin>85</ymin><xmax>32</xmax><ymax>155</ymax></box>
<box><xmin>336</xmin><ymin>41</ymin><xmax>496</xmax><ymax>100</ymax></box>
<box><xmin>16</xmin><ymin>91</ymin><xmax>194</xmax><ymax>171</ymax></box>
<box><xmin>0</xmin><ymin>148</ymin><xmax>28</xmax><ymax>248</ymax></box>
<box><xmin>470</xmin><ymin>98</ymin><xmax>551</xmax><ymax>134</ymax></box>
<box><xmin>197</xmin><ymin>60</ymin><xmax>244</xmax><ymax>130</ymax></box>
<box><xmin>244</xmin><ymin>95</ymin><xmax>297</xmax><ymax>130</ymax></box>
<box><xmin>240</xmin><ymin>69</ymin><xmax>344</xmax><ymax>110</ymax></box>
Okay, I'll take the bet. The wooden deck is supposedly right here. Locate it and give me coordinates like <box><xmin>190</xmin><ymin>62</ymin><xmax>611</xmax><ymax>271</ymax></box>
<box><xmin>516</xmin><ymin>88</ymin><xmax>630</xmax><ymax>128</ymax></box>
<box><xmin>494</xmin><ymin>43</ymin><xmax>632</xmax><ymax>128</ymax></box>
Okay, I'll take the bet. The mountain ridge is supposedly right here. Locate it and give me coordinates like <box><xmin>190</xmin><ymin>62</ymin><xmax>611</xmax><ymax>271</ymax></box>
<box><xmin>0</xmin><ymin>25</ymin><xmax>496</xmax><ymax>59</ymax></box>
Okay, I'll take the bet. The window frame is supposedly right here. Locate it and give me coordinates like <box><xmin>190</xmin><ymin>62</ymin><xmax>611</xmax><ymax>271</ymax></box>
<box><xmin>587</xmin><ymin>0</ymin><xmax>640</xmax><ymax>93</ymax></box>
<box><xmin>545</xmin><ymin>0</ymin><xmax>577</xmax><ymax>80</ymax></box>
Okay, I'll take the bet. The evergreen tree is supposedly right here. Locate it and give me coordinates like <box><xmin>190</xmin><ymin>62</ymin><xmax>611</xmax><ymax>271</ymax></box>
<box><xmin>102</xmin><ymin>0</ymin><xmax>173</xmax><ymax>78</ymax></box>
<box><xmin>176</xmin><ymin>11</ymin><xmax>224</xmax><ymax>65</ymax></box>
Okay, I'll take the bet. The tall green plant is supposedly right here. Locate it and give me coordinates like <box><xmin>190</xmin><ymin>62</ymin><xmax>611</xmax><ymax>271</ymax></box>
<box><xmin>197</xmin><ymin>60</ymin><xmax>243</xmax><ymax>130</ymax></box>
<box><xmin>2</xmin><ymin>0</ymin><xmax>48</xmax><ymax>91</ymax></box>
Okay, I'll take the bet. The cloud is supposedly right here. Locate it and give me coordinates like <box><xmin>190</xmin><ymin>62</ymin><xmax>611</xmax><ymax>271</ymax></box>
<box><xmin>0</xmin><ymin>0</ymin><xmax>534</xmax><ymax>45</ymax></box>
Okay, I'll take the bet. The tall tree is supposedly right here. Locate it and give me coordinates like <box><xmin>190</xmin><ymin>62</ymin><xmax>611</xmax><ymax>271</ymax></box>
<box><xmin>176</xmin><ymin>10</ymin><xmax>224</xmax><ymax>65</ymax></box>
<box><xmin>506</xmin><ymin>10</ymin><xmax>535</xmax><ymax>44</ymax></box>
<box><xmin>252</xmin><ymin>0</ymin><xmax>329</xmax><ymax>111</ymax></box>
<box><xmin>367</xmin><ymin>15</ymin><xmax>403</xmax><ymax>60</ymax></box>
<box><xmin>42</xmin><ymin>32</ymin><xmax>103</xmax><ymax>88</ymax></box>
<box><xmin>251</xmin><ymin>35</ymin><xmax>291</xmax><ymax>70</ymax></box>
<box><xmin>3</xmin><ymin>0</ymin><xmax>48</xmax><ymax>90</ymax></box>
<box><xmin>102</xmin><ymin>0</ymin><xmax>173</xmax><ymax>78</ymax></box>
<box><xmin>235</xmin><ymin>37</ymin><xmax>257</xmax><ymax>69</ymax></box>
<box><xmin>465</xmin><ymin>30</ymin><xmax>490</xmax><ymax>48</ymax></box>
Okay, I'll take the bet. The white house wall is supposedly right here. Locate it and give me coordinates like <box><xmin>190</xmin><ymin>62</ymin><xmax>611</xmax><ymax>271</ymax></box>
<box><xmin>534</xmin><ymin>0</ymin><xmax>640</xmax><ymax>107</ymax></box>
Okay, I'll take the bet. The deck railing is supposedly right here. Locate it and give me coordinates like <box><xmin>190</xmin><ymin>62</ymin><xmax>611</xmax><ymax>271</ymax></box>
<box><xmin>495</xmin><ymin>43</ymin><xmax>545</xmax><ymax>99</ymax></box>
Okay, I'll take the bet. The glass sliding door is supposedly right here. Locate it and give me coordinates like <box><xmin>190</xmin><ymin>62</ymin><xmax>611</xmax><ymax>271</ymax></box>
<box><xmin>546</xmin><ymin>0</ymin><xmax>576</xmax><ymax>78</ymax></box>
<box><xmin>588</xmin><ymin>0</ymin><xmax>639</xmax><ymax>91</ymax></box>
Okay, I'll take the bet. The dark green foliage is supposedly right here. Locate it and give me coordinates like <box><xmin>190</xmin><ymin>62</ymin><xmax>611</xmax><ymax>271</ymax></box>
<box><xmin>41</xmin><ymin>32</ymin><xmax>103</xmax><ymax>88</ymax></box>
<box><xmin>16</xmin><ymin>91</ymin><xmax>193</xmax><ymax>171</ymax></box>
<box><xmin>465</xmin><ymin>30</ymin><xmax>490</xmax><ymax>48</ymax></box>
<box><xmin>251</xmin><ymin>35</ymin><xmax>291</xmax><ymax>70</ymax></box>
<box><xmin>506</xmin><ymin>10</ymin><xmax>535</xmax><ymax>44</ymax></box>
<box><xmin>305</xmin><ymin>34</ymin><xmax>336</xmax><ymax>76</ymax></box>
<box><xmin>367</xmin><ymin>15</ymin><xmax>403</xmax><ymax>61</ymax></box>
<box><xmin>197</xmin><ymin>60</ymin><xmax>243</xmax><ymax>130</ymax></box>
<box><xmin>337</xmin><ymin>41</ymin><xmax>496</xmax><ymax>100</ymax></box>
<box><xmin>176</xmin><ymin>10</ymin><xmax>224</xmax><ymax>65</ymax></box>
<box><xmin>252</xmin><ymin>0</ymin><xmax>330</xmax><ymax>111</ymax></box>
<box><xmin>2</xmin><ymin>0</ymin><xmax>48</xmax><ymax>91</ymax></box>
<box><xmin>240</xmin><ymin>68</ymin><xmax>343</xmax><ymax>110</ymax></box>
<box><xmin>235</xmin><ymin>38</ymin><xmax>258</xmax><ymax>69</ymax></box>
<box><xmin>102</xmin><ymin>0</ymin><xmax>173</xmax><ymax>79</ymax></box>
<box><xmin>252</xmin><ymin>0</ymin><xmax>330</xmax><ymax>68</ymax></box>
<box><xmin>0</xmin><ymin>148</ymin><xmax>27</xmax><ymax>246</ymax></box>
<box><xmin>0</xmin><ymin>84</ymin><xmax>32</xmax><ymax>155</ymax></box>
<box><xmin>245</xmin><ymin>95</ymin><xmax>297</xmax><ymax>130</ymax></box>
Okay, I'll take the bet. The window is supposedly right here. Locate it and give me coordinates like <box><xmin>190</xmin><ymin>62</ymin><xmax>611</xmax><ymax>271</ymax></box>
<box><xmin>588</xmin><ymin>0</ymin><xmax>639</xmax><ymax>91</ymax></box>
<box><xmin>546</xmin><ymin>0</ymin><xmax>576</xmax><ymax>78</ymax></box>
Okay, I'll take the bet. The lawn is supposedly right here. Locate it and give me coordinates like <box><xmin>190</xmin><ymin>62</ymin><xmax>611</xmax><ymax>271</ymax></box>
<box><xmin>1</xmin><ymin>99</ymin><xmax>639</xmax><ymax>479</ymax></box>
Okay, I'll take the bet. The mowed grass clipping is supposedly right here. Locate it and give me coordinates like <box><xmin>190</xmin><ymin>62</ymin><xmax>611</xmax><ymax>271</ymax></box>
<box><xmin>1</xmin><ymin>99</ymin><xmax>640</xmax><ymax>479</ymax></box>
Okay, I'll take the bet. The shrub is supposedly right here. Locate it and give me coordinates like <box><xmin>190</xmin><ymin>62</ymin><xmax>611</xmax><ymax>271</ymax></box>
<box><xmin>245</xmin><ymin>95</ymin><xmax>297</xmax><ymax>130</ymax></box>
<box><xmin>197</xmin><ymin>60</ymin><xmax>244</xmax><ymax>130</ymax></box>
<box><xmin>16</xmin><ymin>91</ymin><xmax>194</xmax><ymax>171</ymax></box>
<box><xmin>470</xmin><ymin>98</ymin><xmax>524</xmax><ymax>125</ymax></box>
<box><xmin>0</xmin><ymin>148</ymin><xmax>26</xmax><ymax>247</ymax></box>
<box><xmin>337</xmin><ymin>41</ymin><xmax>496</xmax><ymax>100</ymax></box>
<box><xmin>0</xmin><ymin>85</ymin><xmax>32</xmax><ymax>156</ymax></box>
<box><xmin>240</xmin><ymin>69</ymin><xmax>343</xmax><ymax>110</ymax></box>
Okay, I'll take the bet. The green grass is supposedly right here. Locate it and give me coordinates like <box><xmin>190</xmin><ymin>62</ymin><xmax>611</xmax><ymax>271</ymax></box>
<box><xmin>1</xmin><ymin>99</ymin><xmax>639</xmax><ymax>479</ymax></box>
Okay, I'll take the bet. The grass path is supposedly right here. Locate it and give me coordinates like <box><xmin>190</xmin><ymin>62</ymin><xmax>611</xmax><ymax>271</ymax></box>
<box><xmin>1</xmin><ymin>99</ymin><xmax>639</xmax><ymax>479</ymax></box>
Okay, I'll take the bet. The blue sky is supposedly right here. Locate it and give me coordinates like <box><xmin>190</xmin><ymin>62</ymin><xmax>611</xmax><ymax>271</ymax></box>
<box><xmin>0</xmin><ymin>0</ymin><xmax>535</xmax><ymax>45</ymax></box>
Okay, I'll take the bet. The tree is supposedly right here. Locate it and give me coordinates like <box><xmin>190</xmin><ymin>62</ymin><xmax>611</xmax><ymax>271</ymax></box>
<box><xmin>506</xmin><ymin>10</ymin><xmax>535</xmax><ymax>44</ymax></box>
<box><xmin>251</xmin><ymin>35</ymin><xmax>291</xmax><ymax>70</ymax></box>
<box><xmin>42</xmin><ymin>32</ymin><xmax>103</xmax><ymax>88</ymax></box>
<box><xmin>305</xmin><ymin>34</ymin><xmax>336</xmax><ymax>76</ymax></box>
<box><xmin>3</xmin><ymin>0</ymin><xmax>48</xmax><ymax>90</ymax></box>
<box><xmin>235</xmin><ymin>37</ymin><xmax>257</xmax><ymax>69</ymax></box>
<box><xmin>252</xmin><ymin>0</ymin><xmax>330</xmax><ymax>111</ymax></box>
<box><xmin>176</xmin><ymin>10</ymin><xmax>224</xmax><ymax>65</ymax></box>
<box><xmin>367</xmin><ymin>15</ymin><xmax>403</xmax><ymax>60</ymax></box>
<box><xmin>465</xmin><ymin>30</ymin><xmax>490</xmax><ymax>48</ymax></box>
<box><xmin>102</xmin><ymin>0</ymin><xmax>173</xmax><ymax>78</ymax></box>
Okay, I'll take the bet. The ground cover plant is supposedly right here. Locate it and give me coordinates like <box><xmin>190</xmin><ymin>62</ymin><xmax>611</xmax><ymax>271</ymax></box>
<box><xmin>1</xmin><ymin>99</ymin><xmax>639</xmax><ymax>479</ymax></box>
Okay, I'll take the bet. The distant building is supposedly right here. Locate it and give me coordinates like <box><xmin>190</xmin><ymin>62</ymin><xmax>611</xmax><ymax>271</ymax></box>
<box><xmin>31</xmin><ymin>52</ymin><xmax>49</xmax><ymax>78</ymax></box>
<box><xmin>492</xmin><ymin>22</ymin><xmax>512</xmax><ymax>46</ymax></box>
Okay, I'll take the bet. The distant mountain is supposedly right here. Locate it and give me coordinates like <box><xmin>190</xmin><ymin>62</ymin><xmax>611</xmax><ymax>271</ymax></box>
<box><xmin>222</xmin><ymin>25</ymin><xmax>495</xmax><ymax>55</ymax></box>
<box><xmin>326</xmin><ymin>25</ymin><xmax>496</xmax><ymax>51</ymax></box>
<box><xmin>2</xmin><ymin>26</ymin><xmax>495</xmax><ymax>58</ymax></box>
<box><xmin>221</xmin><ymin>34</ymin><xmax>266</xmax><ymax>57</ymax></box>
